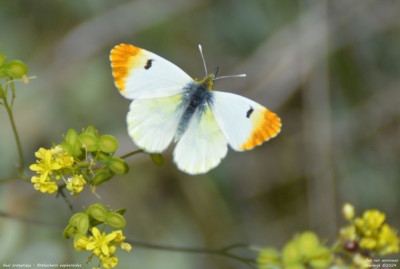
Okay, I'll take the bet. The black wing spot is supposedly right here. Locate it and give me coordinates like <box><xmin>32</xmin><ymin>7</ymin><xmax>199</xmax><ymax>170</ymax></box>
<box><xmin>246</xmin><ymin>106</ymin><xmax>254</xmax><ymax>118</ymax></box>
<box><xmin>144</xmin><ymin>59</ymin><xmax>154</xmax><ymax>70</ymax></box>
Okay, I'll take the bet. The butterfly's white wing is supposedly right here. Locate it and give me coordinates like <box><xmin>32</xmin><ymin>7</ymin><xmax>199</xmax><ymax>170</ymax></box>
<box><xmin>210</xmin><ymin>91</ymin><xmax>281</xmax><ymax>151</ymax></box>
<box><xmin>127</xmin><ymin>94</ymin><xmax>185</xmax><ymax>153</ymax></box>
<box><xmin>110</xmin><ymin>44</ymin><xmax>193</xmax><ymax>99</ymax></box>
<box><xmin>173</xmin><ymin>105</ymin><xmax>228</xmax><ymax>175</ymax></box>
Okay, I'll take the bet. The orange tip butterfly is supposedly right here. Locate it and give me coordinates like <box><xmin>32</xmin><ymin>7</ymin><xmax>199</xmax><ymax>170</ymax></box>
<box><xmin>110</xmin><ymin>44</ymin><xmax>281</xmax><ymax>175</ymax></box>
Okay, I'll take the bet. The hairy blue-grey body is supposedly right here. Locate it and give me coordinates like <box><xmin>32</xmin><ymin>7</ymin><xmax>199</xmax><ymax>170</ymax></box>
<box><xmin>174</xmin><ymin>81</ymin><xmax>213</xmax><ymax>141</ymax></box>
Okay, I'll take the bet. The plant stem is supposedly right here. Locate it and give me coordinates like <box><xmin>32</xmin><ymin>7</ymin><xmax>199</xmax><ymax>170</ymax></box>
<box><xmin>4</xmin><ymin>98</ymin><xmax>25</xmax><ymax>174</ymax></box>
<box><xmin>119</xmin><ymin>149</ymin><xmax>143</xmax><ymax>159</ymax></box>
<box><xmin>1</xmin><ymin>82</ymin><xmax>25</xmax><ymax>175</ymax></box>
<box><xmin>126</xmin><ymin>239</ymin><xmax>257</xmax><ymax>268</ymax></box>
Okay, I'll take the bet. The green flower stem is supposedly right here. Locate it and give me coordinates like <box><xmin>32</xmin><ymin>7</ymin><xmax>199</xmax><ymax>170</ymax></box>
<box><xmin>119</xmin><ymin>149</ymin><xmax>144</xmax><ymax>159</ymax></box>
<box><xmin>126</xmin><ymin>239</ymin><xmax>257</xmax><ymax>268</ymax></box>
<box><xmin>1</xmin><ymin>82</ymin><xmax>25</xmax><ymax>176</ymax></box>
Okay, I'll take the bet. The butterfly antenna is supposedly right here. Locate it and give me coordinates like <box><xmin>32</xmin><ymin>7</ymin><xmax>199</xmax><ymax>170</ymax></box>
<box><xmin>214</xmin><ymin>66</ymin><xmax>220</xmax><ymax>77</ymax></box>
<box><xmin>214</xmin><ymin>73</ymin><xmax>247</xmax><ymax>80</ymax></box>
<box><xmin>198</xmin><ymin>44</ymin><xmax>208</xmax><ymax>76</ymax></box>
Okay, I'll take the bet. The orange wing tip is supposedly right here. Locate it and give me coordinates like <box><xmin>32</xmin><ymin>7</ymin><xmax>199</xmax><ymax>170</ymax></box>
<box><xmin>240</xmin><ymin>109</ymin><xmax>282</xmax><ymax>151</ymax></box>
<box><xmin>110</xmin><ymin>44</ymin><xmax>142</xmax><ymax>94</ymax></box>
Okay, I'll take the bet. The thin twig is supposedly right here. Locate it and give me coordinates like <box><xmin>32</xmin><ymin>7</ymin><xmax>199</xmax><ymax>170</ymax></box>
<box><xmin>126</xmin><ymin>239</ymin><xmax>257</xmax><ymax>268</ymax></box>
<box><xmin>1</xmin><ymin>80</ymin><xmax>25</xmax><ymax>174</ymax></box>
<box><xmin>119</xmin><ymin>149</ymin><xmax>144</xmax><ymax>159</ymax></box>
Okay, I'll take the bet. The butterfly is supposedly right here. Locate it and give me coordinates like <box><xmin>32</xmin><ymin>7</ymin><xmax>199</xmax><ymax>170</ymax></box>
<box><xmin>110</xmin><ymin>44</ymin><xmax>281</xmax><ymax>175</ymax></box>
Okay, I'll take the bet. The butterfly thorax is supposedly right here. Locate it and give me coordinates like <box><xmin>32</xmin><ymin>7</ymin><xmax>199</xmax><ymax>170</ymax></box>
<box><xmin>174</xmin><ymin>74</ymin><xmax>215</xmax><ymax>141</ymax></box>
<box><xmin>196</xmin><ymin>73</ymin><xmax>215</xmax><ymax>90</ymax></box>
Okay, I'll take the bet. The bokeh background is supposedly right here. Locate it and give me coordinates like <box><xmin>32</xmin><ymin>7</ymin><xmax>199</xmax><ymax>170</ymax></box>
<box><xmin>1</xmin><ymin>0</ymin><xmax>399</xmax><ymax>268</ymax></box>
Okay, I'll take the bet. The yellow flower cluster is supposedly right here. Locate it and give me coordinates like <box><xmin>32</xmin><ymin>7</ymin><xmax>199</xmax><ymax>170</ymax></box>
<box><xmin>66</xmin><ymin>174</ymin><xmax>86</xmax><ymax>194</ymax></box>
<box><xmin>29</xmin><ymin>146</ymin><xmax>75</xmax><ymax>193</ymax></box>
<box><xmin>340</xmin><ymin>203</ymin><xmax>399</xmax><ymax>256</ymax></box>
<box><xmin>74</xmin><ymin>227</ymin><xmax>132</xmax><ymax>269</ymax></box>
<box><xmin>257</xmin><ymin>231</ymin><xmax>332</xmax><ymax>269</ymax></box>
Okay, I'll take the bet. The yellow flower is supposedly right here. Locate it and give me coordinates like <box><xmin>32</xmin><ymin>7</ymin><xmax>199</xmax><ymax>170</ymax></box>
<box><xmin>74</xmin><ymin>236</ymin><xmax>90</xmax><ymax>251</ymax></box>
<box><xmin>111</xmin><ymin>230</ymin><xmax>125</xmax><ymax>244</ymax></box>
<box><xmin>359</xmin><ymin>237</ymin><xmax>377</xmax><ymax>249</ymax></box>
<box><xmin>342</xmin><ymin>203</ymin><xmax>355</xmax><ymax>220</ymax></box>
<box><xmin>353</xmin><ymin>253</ymin><xmax>371</xmax><ymax>269</ymax></box>
<box><xmin>66</xmin><ymin>174</ymin><xmax>86</xmax><ymax>194</ymax></box>
<box><xmin>340</xmin><ymin>225</ymin><xmax>357</xmax><ymax>241</ymax></box>
<box><xmin>31</xmin><ymin>176</ymin><xmax>58</xmax><ymax>193</ymax></box>
<box><xmin>120</xmin><ymin>242</ymin><xmax>132</xmax><ymax>252</ymax></box>
<box><xmin>30</xmin><ymin>148</ymin><xmax>62</xmax><ymax>180</ymax></box>
<box><xmin>355</xmin><ymin>210</ymin><xmax>386</xmax><ymax>237</ymax></box>
<box><xmin>101</xmin><ymin>256</ymin><xmax>118</xmax><ymax>269</ymax></box>
<box><xmin>377</xmin><ymin>224</ymin><xmax>400</xmax><ymax>255</ymax></box>
<box><xmin>109</xmin><ymin>230</ymin><xmax>132</xmax><ymax>252</ymax></box>
<box><xmin>92</xmin><ymin>248</ymin><xmax>103</xmax><ymax>258</ymax></box>
<box><xmin>86</xmin><ymin>227</ymin><xmax>117</xmax><ymax>257</ymax></box>
<box><xmin>51</xmin><ymin>146</ymin><xmax>74</xmax><ymax>168</ymax></box>
<box><xmin>34</xmin><ymin>147</ymin><xmax>49</xmax><ymax>159</ymax></box>
<box><xmin>257</xmin><ymin>247</ymin><xmax>280</xmax><ymax>268</ymax></box>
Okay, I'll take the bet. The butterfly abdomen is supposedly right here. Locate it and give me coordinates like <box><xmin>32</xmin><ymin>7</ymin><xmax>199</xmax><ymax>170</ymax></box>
<box><xmin>175</xmin><ymin>82</ymin><xmax>213</xmax><ymax>140</ymax></box>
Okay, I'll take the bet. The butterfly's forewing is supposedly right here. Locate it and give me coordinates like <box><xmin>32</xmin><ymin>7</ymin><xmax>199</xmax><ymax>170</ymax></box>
<box><xmin>173</xmin><ymin>104</ymin><xmax>228</xmax><ymax>175</ymax></box>
<box><xmin>110</xmin><ymin>44</ymin><xmax>193</xmax><ymax>99</ymax></box>
<box><xmin>127</xmin><ymin>94</ymin><xmax>186</xmax><ymax>153</ymax></box>
<box><xmin>210</xmin><ymin>91</ymin><xmax>281</xmax><ymax>151</ymax></box>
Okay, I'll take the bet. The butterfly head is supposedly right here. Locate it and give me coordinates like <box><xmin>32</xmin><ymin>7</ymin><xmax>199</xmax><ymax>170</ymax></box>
<box><xmin>196</xmin><ymin>73</ymin><xmax>215</xmax><ymax>90</ymax></box>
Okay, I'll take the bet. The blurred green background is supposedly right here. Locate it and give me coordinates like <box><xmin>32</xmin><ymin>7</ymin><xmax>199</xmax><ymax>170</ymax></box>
<box><xmin>1</xmin><ymin>0</ymin><xmax>399</xmax><ymax>268</ymax></box>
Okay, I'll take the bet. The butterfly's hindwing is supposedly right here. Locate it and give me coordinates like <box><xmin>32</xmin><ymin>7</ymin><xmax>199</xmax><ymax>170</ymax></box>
<box><xmin>173</xmin><ymin>104</ymin><xmax>228</xmax><ymax>175</ymax></box>
<box><xmin>210</xmin><ymin>91</ymin><xmax>281</xmax><ymax>151</ymax></box>
<box><xmin>127</xmin><ymin>94</ymin><xmax>185</xmax><ymax>153</ymax></box>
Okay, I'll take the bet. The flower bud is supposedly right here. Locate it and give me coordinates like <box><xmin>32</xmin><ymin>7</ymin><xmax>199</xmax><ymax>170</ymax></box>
<box><xmin>342</xmin><ymin>203</ymin><xmax>355</xmax><ymax>220</ymax></box>
<box><xmin>87</xmin><ymin>203</ymin><xmax>107</xmax><ymax>222</ymax></box>
<box><xmin>6</xmin><ymin>60</ymin><xmax>28</xmax><ymax>78</ymax></box>
<box><xmin>285</xmin><ymin>264</ymin><xmax>306</xmax><ymax>269</ymax></box>
<box><xmin>257</xmin><ymin>247</ymin><xmax>280</xmax><ymax>267</ymax></box>
<box><xmin>76</xmin><ymin>213</ymin><xmax>89</xmax><ymax>234</ymax></box>
<box><xmin>69</xmin><ymin>212</ymin><xmax>87</xmax><ymax>227</ymax></box>
<box><xmin>282</xmin><ymin>240</ymin><xmax>301</xmax><ymax>264</ymax></box>
<box><xmin>308</xmin><ymin>247</ymin><xmax>332</xmax><ymax>269</ymax></box>
<box><xmin>108</xmin><ymin>157</ymin><xmax>129</xmax><ymax>174</ymax></box>
<box><xmin>66</xmin><ymin>129</ymin><xmax>79</xmax><ymax>146</ymax></box>
<box><xmin>92</xmin><ymin>170</ymin><xmax>112</xmax><ymax>186</ymax></box>
<box><xmin>309</xmin><ymin>258</ymin><xmax>331</xmax><ymax>269</ymax></box>
<box><xmin>79</xmin><ymin>133</ymin><xmax>98</xmax><ymax>152</ymax></box>
<box><xmin>298</xmin><ymin>231</ymin><xmax>319</xmax><ymax>257</ymax></box>
<box><xmin>98</xmin><ymin>135</ymin><xmax>119</xmax><ymax>153</ymax></box>
<box><xmin>63</xmin><ymin>224</ymin><xmax>77</xmax><ymax>239</ymax></box>
<box><xmin>114</xmin><ymin>208</ymin><xmax>127</xmax><ymax>215</ymax></box>
<box><xmin>150</xmin><ymin>153</ymin><xmax>164</xmax><ymax>167</ymax></box>
<box><xmin>85</xmin><ymin>125</ymin><xmax>97</xmax><ymax>136</ymax></box>
<box><xmin>106</xmin><ymin>212</ymin><xmax>126</xmax><ymax>228</ymax></box>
